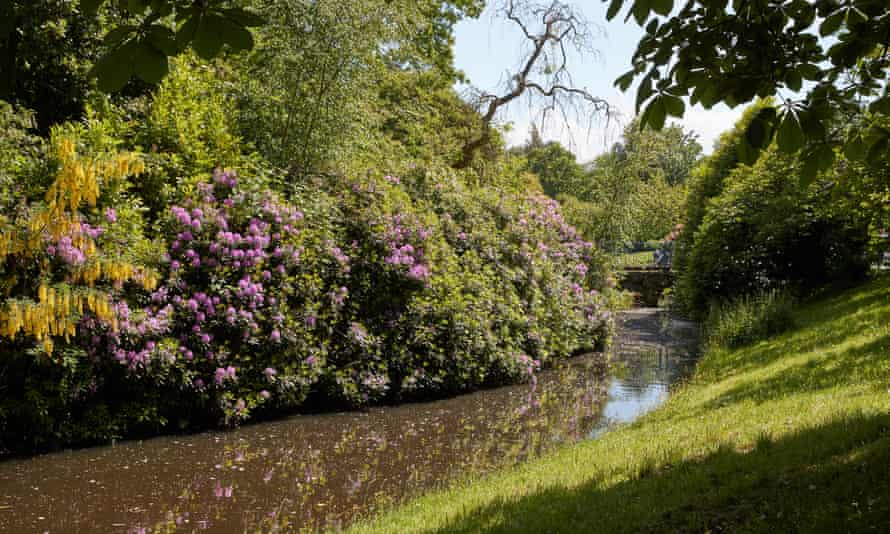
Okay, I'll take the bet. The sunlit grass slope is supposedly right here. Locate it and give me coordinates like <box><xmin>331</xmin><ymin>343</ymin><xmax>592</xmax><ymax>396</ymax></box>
<box><xmin>350</xmin><ymin>277</ymin><xmax>890</xmax><ymax>533</ymax></box>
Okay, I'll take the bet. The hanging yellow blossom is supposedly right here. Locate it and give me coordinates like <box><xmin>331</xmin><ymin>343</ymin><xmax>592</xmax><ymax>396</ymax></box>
<box><xmin>0</xmin><ymin>135</ymin><xmax>154</xmax><ymax>355</ymax></box>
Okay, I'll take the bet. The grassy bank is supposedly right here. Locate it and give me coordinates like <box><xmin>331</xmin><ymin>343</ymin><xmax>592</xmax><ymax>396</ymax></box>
<box><xmin>350</xmin><ymin>277</ymin><xmax>890</xmax><ymax>532</ymax></box>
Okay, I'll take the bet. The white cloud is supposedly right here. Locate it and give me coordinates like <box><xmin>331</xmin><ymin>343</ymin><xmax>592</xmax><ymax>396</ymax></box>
<box><xmin>678</xmin><ymin>105</ymin><xmax>745</xmax><ymax>154</ymax></box>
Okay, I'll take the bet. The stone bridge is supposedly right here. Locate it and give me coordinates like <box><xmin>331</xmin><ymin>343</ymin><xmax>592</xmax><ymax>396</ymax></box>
<box><xmin>619</xmin><ymin>266</ymin><xmax>674</xmax><ymax>307</ymax></box>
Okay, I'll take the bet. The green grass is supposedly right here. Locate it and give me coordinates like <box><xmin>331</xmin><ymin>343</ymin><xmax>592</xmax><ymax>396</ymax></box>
<box><xmin>349</xmin><ymin>276</ymin><xmax>890</xmax><ymax>532</ymax></box>
<box><xmin>702</xmin><ymin>289</ymin><xmax>796</xmax><ymax>350</ymax></box>
<box><xmin>614</xmin><ymin>250</ymin><xmax>655</xmax><ymax>267</ymax></box>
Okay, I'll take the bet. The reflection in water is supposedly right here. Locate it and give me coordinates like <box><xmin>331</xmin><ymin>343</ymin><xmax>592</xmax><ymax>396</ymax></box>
<box><xmin>0</xmin><ymin>310</ymin><xmax>696</xmax><ymax>533</ymax></box>
<box><xmin>589</xmin><ymin>347</ymin><xmax>697</xmax><ymax>440</ymax></box>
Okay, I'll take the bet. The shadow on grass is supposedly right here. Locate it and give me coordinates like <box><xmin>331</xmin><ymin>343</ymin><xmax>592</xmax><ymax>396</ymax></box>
<box><xmin>696</xmin><ymin>279</ymin><xmax>890</xmax><ymax>381</ymax></box>
<box><xmin>691</xmin><ymin>282</ymin><xmax>890</xmax><ymax>413</ymax></box>
<box><xmin>432</xmin><ymin>413</ymin><xmax>890</xmax><ymax>533</ymax></box>
<box><xmin>698</xmin><ymin>333</ymin><xmax>890</xmax><ymax>413</ymax></box>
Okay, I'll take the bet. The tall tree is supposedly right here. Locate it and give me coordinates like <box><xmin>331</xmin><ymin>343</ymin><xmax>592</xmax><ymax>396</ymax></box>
<box><xmin>238</xmin><ymin>0</ymin><xmax>483</xmax><ymax>178</ymax></box>
<box><xmin>69</xmin><ymin>0</ymin><xmax>481</xmax><ymax>93</ymax></box>
<box><xmin>456</xmin><ymin>0</ymin><xmax>611</xmax><ymax>169</ymax></box>
<box><xmin>523</xmin><ymin>141</ymin><xmax>587</xmax><ymax>198</ymax></box>
<box><xmin>609</xmin><ymin>118</ymin><xmax>702</xmax><ymax>185</ymax></box>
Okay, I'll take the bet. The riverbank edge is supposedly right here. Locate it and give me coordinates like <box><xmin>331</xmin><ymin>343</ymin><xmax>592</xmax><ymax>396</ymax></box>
<box><xmin>347</xmin><ymin>276</ymin><xmax>890</xmax><ymax>533</ymax></box>
<box><xmin>0</xmin><ymin>333</ymin><xmax>615</xmax><ymax>461</ymax></box>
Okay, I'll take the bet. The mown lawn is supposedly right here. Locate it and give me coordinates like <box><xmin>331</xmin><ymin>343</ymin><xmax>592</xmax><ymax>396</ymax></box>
<box><xmin>349</xmin><ymin>276</ymin><xmax>890</xmax><ymax>533</ymax></box>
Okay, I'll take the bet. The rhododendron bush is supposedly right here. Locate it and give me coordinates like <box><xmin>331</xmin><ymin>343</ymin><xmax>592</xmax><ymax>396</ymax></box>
<box><xmin>336</xmin><ymin>168</ymin><xmax>612</xmax><ymax>398</ymax></box>
<box><xmin>84</xmin><ymin>169</ymin><xmax>335</xmax><ymax>425</ymax></box>
<box><xmin>0</xmin><ymin>124</ymin><xmax>610</xmax><ymax>449</ymax></box>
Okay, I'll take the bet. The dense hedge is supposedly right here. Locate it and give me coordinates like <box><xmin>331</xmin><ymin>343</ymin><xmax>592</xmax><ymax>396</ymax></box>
<box><xmin>678</xmin><ymin>145</ymin><xmax>870</xmax><ymax>314</ymax></box>
<box><xmin>672</xmin><ymin>101</ymin><xmax>769</xmax><ymax>310</ymax></box>
<box><xmin>0</xmin><ymin>64</ymin><xmax>613</xmax><ymax>454</ymax></box>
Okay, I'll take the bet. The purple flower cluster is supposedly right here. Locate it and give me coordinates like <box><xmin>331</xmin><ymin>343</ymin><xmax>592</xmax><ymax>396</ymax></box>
<box><xmin>515</xmin><ymin>353</ymin><xmax>542</xmax><ymax>377</ymax></box>
<box><xmin>45</xmin><ymin>222</ymin><xmax>105</xmax><ymax>266</ymax></box>
<box><xmin>525</xmin><ymin>195</ymin><xmax>577</xmax><ymax>239</ymax></box>
<box><xmin>51</xmin><ymin>235</ymin><xmax>87</xmax><ymax>265</ymax></box>
<box><xmin>379</xmin><ymin>213</ymin><xmax>432</xmax><ymax>282</ymax></box>
<box><xmin>347</xmin><ymin>322</ymin><xmax>373</xmax><ymax>347</ymax></box>
<box><xmin>78</xmin><ymin>298</ymin><xmax>177</xmax><ymax>371</ymax></box>
<box><xmin>78</xmin><ymin>170</ymin><xmax>337</xmax><ymax>421</ymax></box>
<box><xmin>329</xmin><ymin>286</ymin><xmax>349</xmax><ymax>308</ymax></box>
<box><xmin>214</xmin><ymin>366</ymin><xmax>237</xmax><ymax>385</ymax></box>
<box><xmin>328</xmin><ymin>242</ymin><xmax>351</xmax><ymax>273</ymax></box>
<box><xmin>360</xmin><ymin>371</ymin><xmax>389</xmax><ymax>394</ymax></box>
<box><xmin>64</xmin><ymin>166</ymin><xmax>614</xmax><ymax>431</ymax></box>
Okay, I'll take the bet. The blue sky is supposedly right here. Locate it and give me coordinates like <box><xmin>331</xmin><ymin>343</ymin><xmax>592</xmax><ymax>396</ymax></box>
<box><xmin>452</xmin><ymin>1</ymin><xmax>743</xmax><ymax>162</ymax></box>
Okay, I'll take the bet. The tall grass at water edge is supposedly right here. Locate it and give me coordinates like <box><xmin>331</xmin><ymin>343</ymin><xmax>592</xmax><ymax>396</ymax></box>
<box><xmin>702</xmin><ymin>289</ymin><xmax>796</xmax><ymax>351</ymax></box>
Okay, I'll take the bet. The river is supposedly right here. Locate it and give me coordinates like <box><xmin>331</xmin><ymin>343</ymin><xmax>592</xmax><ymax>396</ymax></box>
<box><xmin>0</xmin><ymin>308</ymin><xmax>697</xmax><ymax>533</ymax></box>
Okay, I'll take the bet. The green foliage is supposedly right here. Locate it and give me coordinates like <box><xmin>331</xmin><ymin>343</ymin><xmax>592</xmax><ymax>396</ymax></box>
<box><xmin>513</xmin><ymin>120</ymin><xmax>697</xmax><ymax>253</ymax></box>
<box><xmin>557</xmin><ymin>194</ymin><xmax>620</xmax><ymax>251</ymax></box>
<box><xmin>574</xmin><ymin>120</ymin><xmax>698</xmax><ymax>250</ymax></box>
<box><xmin>376</xmin><ymin>70</ymin><xmax>488</xmax><ymax>167</ymax></box>
<box><xmin>0</xmin><ymin>103</ymin><xmax>46</xmax><ymax>209</ymax></box>
<box><xmin>837</xmin><ymin>115</ymin><xmax>890</xmax><ymax>264</ymax></box>
<box><xmin>672</xmin><ymin>101</ymin><xmax>770</xmax><ymax>283</ymax></box>
<box><xmin>614</xmin><ymin>118</ymin><xmax>702</xmax><ymax>186</ymax></box>
<box><xmin>0</xmin><ymin>81</ymin><xmax>613</xmax><ymax>452</ymax></box>
<box><xmin>0</xmin><ymin>0</ymin><xmax>614</xmax><ymax>455</ymax></box>
<box><xmin>47</xmin><ymin>0</ymin><xmax>482</xmax><ymax>96</ymax></box>
<box><xmin>523</xmin><ymin>141</ymin><xmax>587</xmax><ymax>199</ymax></box>
<box><xmin>608</xmin><ymin>0</ymin><xmax>890</xmax><ymax>178</ymax></box>
<box><xmin>378</xmin><ymin>0</ymin><xmax>483</xmax><ymax>80</ymax></box>
<box><xmin>631</xmin><ymin>175</ymin><xmax>686</xmax><ymax>245</ymax></box>
<box><xmin>236</xmin><ymin>0</ymin><xmax>385</xmax><ymax>175</ymax></box>
<box><xmin>80</xmin><ymin>0</ymin><xmax>264</xmax><ymax>92</ymax></box>
<box><xmin>678</xmin><ymin>146</ymin><xmax>870</xmax><ymax>316</ymax></box>
<box><xmin>142</xmin><ymin>57</ymin><xmax>240</xmax><ymax>164</ymax></box>
<box><xmin>0</xmin><ymin>1</ymin><xmax>104</xmax><ymax>131</ymax></box>
<box><xmin>117</xmin><ymin>56</ymin><xmax>244</xmax><ymax>218</ymax></box>
<box><xmin>702</xmin><ymin>289</ymin><xmax>795</xmax><ymax>351</ymax></box>
<box><xmin>236</xmin><ymin>0</ymin><xmax>486</xmax><ymax>179</ymax></box>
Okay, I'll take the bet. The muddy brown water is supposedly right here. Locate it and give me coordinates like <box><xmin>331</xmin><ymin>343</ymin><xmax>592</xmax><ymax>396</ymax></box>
<box><xmin>0</xmin><ymin>309</ymin><xmax>697</xmax><ymax>533</ymax></box>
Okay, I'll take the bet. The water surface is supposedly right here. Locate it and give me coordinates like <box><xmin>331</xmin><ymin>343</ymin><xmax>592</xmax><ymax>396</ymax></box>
<box><xmin>0</xmin><ymin>309</ymin><xmax>696</xmax><ymax>532</ymax></box>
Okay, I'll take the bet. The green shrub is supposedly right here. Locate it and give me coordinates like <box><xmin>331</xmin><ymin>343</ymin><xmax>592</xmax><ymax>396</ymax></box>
<box><xmin>0</xmin><ymin>102</ymin><xmax>46</xmax><ymax>209</ymax></box>
<box><xmin>0</xmin><ymin>11</ymin><xmax>619</xmax><ymax>454</ymax></box>
<box><xmin>557</xmin><ymin>194</ymin><xmax>625</xmax><ymax>251</ymax></box>
<box><xmin>678</xmin><ymin>146</ymin><xmax>869</xmax><ymax>316</ymax></box>
<box><xmin>703</xmin><ymin>290</ymin><xmax>795</xmax><ymax>351</ymax></box>
<box><xmin>673</xmin><ymin>100</ymin><xmax>772</xmax><ymax>301</ymax></box>
<box><xmin>0</xmin><ymin>122</ymin><xmax>615</xmax><ymax>453</ymax></box>
<box><xmin>89</xmin><ymin>56</ymin><xmax>247</xmax><ymax>221</ymax></box>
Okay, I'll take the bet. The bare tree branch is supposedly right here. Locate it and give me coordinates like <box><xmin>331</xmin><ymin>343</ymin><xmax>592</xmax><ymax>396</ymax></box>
<box><xmin>455</xmin><ymin>0</ymin><xmax>612</xmax><ymax>169</ymax></box>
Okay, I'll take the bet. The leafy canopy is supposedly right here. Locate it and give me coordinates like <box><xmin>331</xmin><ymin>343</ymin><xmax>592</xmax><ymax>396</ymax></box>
<box><xmin>78</xmin><ymin>0</ymin><xmax>264</xmax><ymax>92</ymax></box>
<box><xmin>71</xmin><ymin>0</ymin><xmax>483</xmax><ymax>93</ymax></box>
<box><xmin>606</xmin><ymin>0</ymin><xmax>890</xmax><ymax>179</ymax></box>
